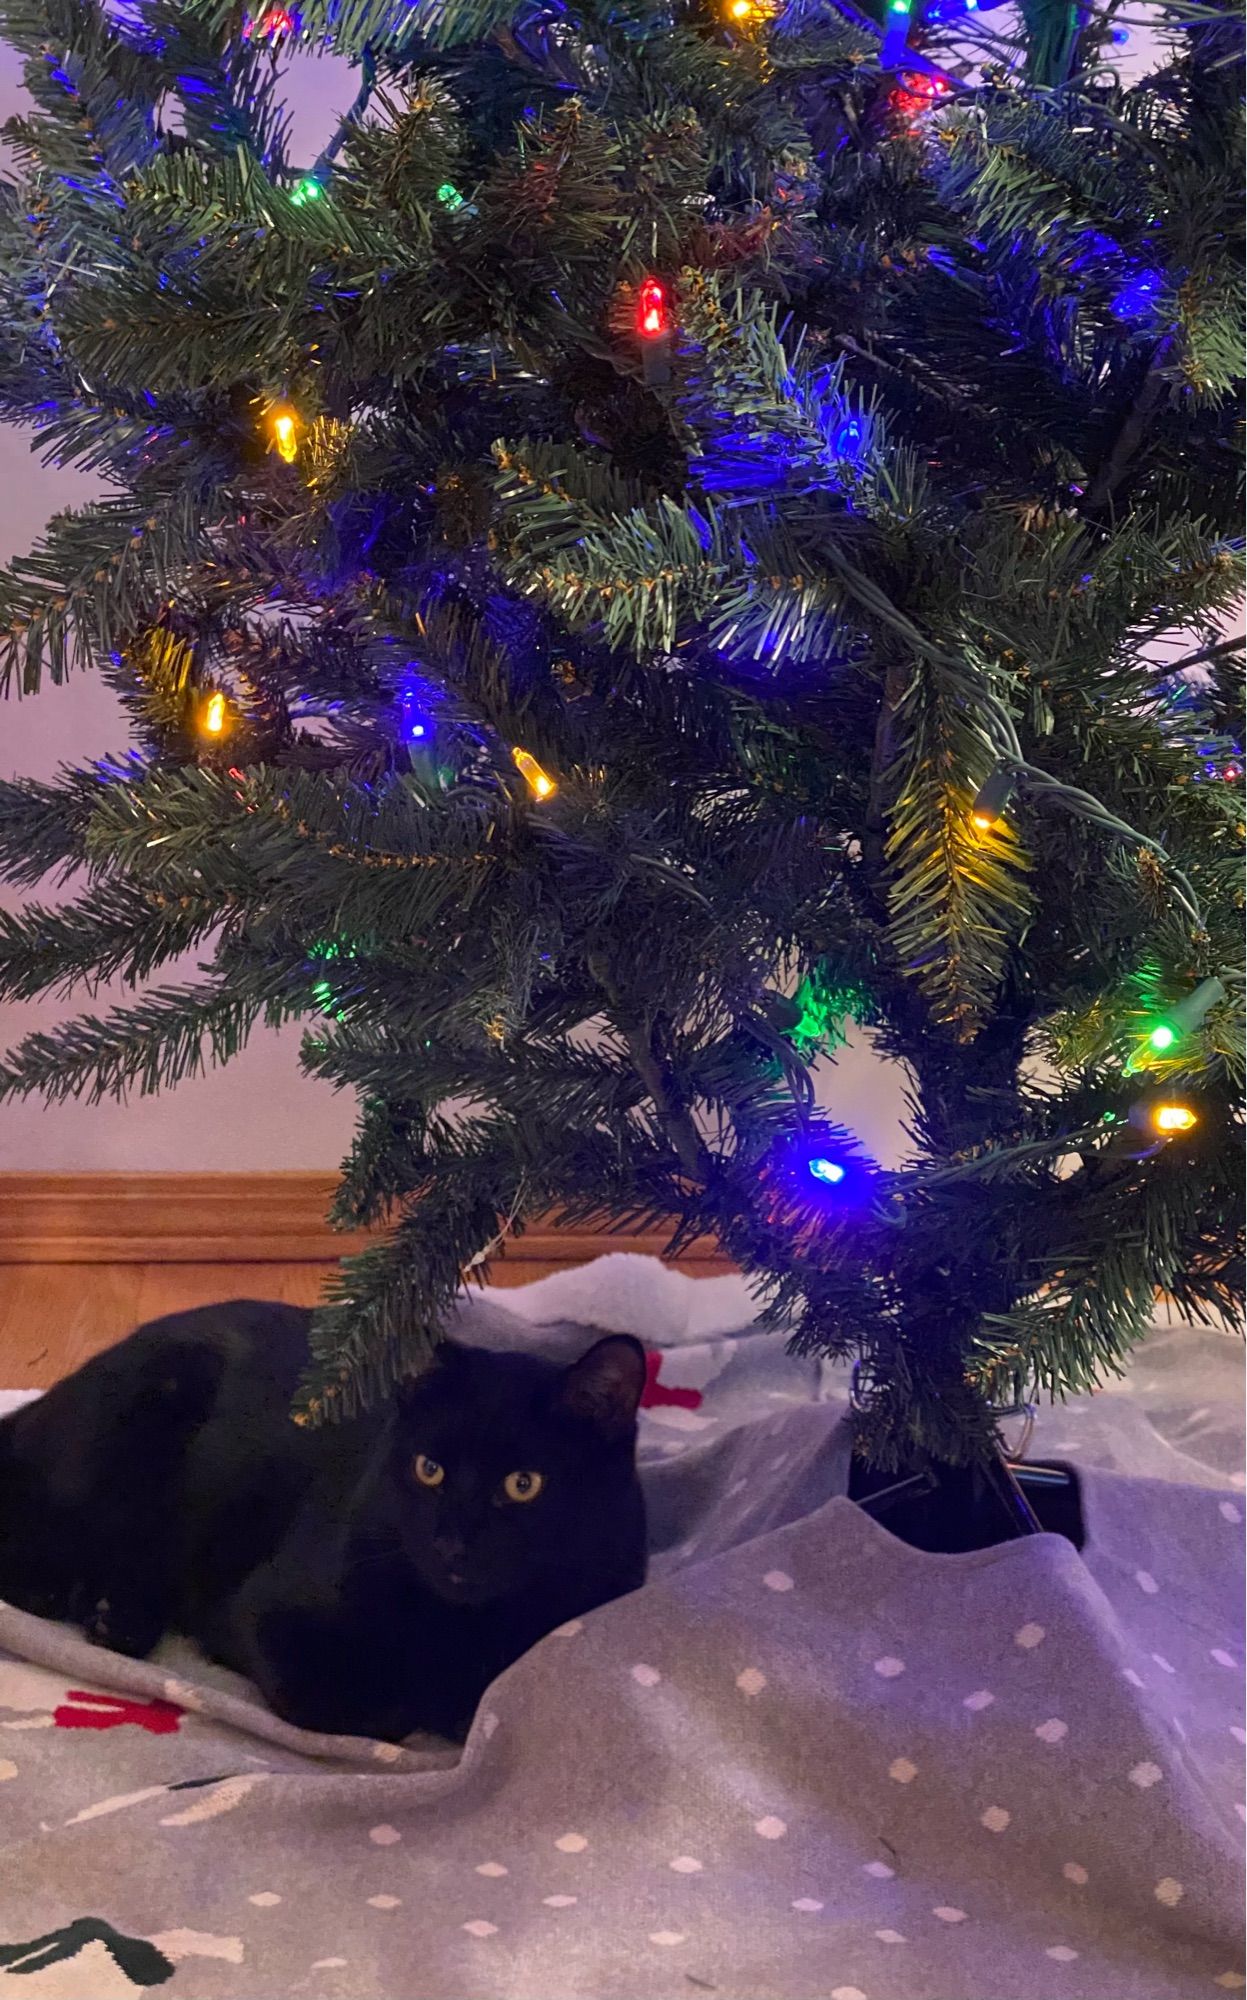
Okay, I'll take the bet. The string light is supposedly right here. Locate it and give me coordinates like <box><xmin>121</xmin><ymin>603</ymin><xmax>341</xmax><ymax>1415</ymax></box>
<box><xmin>1142</xmin><ymin>977</ymin><xmax>1225</xmax><ymax>1057</ymax></box>
<box><xmin>198</xmin><ymin>691</ymin><xmax>229</xmax><ymax>738</ymax></box>
<box><xmin>637</xmin><ymin>279</ymin><xmax>670</xmax><ymax>341</ymax></box>
<box><xmin>809</xmin><ymin>1157</ymin><xmax>846</xmax><ymax>1186</ymax></box>
<box><xmin>636</xmin><ymin>278</ymin><xmax>673</xmax><ymax>388</ymax></box>
<box><xmin>290</xmin><ymin>177</ymin><xmax>322</xmax><ymax>206</ymax></box>
<box><xmin>512</xmin><ymin>747</ymin><xmax>556</xmax><ymax>800</ymax></box>
<box><xmin>1152</xmin><ymin>1102</ymin><xmax>1197</xmax><ymax>1135</ymax></box>
<box><xmin>970</xmin><ymin>765</ymin><xmax>1016</xmax><ymax>832</ymax></box>
<box><xmin>267</xmin><ymin>405</ymin><xmax>300</xmax><ymax>463</ymax></box>
<box><xmin>242</xmin><ymin>5</ymin><xmax>298</xmax><ymax>39</ymax></box>
<box><xmin>436</xmin><ymin>182</ymin><xmax>466</xmax><ymax>211</ymax></box>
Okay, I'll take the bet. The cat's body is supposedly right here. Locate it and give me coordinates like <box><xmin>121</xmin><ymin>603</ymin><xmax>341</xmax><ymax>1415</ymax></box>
<box><xmin>0</xmin><ymin>1300</ymin><xmax>647</xmax><ymax>1741</ymax></box>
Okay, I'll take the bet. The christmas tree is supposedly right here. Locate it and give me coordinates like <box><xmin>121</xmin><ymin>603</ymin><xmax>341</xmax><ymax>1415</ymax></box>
<box><xmin>0</xmin><ymin>0</ymin><xmax>1241</xmax><ymax>1470</ymax></box>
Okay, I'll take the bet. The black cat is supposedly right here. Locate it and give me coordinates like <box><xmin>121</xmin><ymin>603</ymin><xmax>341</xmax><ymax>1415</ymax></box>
<box><xmin>0</xmin><ymin>1300</ymin><xmax>647</xmax><ymax>1742</ymax></box>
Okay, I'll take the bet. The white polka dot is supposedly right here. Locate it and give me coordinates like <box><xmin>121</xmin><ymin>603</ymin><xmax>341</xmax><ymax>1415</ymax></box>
<box><xmin>0</xmin><ymin>1761</ymin><xmax>16</xmax><ymax>1782</ymax></box>
<box><xmin>1063</xmin><ymin>1862</ymin><xmax>1088</xmax><ymax>1886</ymax></box>
<box><xmin>1212</xmin><ymin>1649</ymin><xmax>1237</xmax><ymax>1669</ymax></box>
<box><xmin>792</xmin><ymin>1898</ymin><xmax>823</xmax><ymax>1913</ymax></box>
<box><xmin>372</xmin><ymin>1741</ymin><xmax>403</xmax><ymax>1764</ymax></box>
<box><xmin>555</xmin><ymin>1833</ymin><xmax>588</xmax><ymax>1853</ymax></box>
<box><xmin>1218</xmin><ymin>1501</ymin><xmax>1241</xmax><ymax>1523</ymax></box>
<box><xmin>980</xmin><ymin>1806</ymin><xmax>1010</xmax><ymax>1833</ymax></box>
<box><xmin>1035</xmin><ymin>1718</ymin><xmax>1068</xmax><ymax>1744</ymax></box>
<box><xmin>1238</xmin><ymin>1804</ymin><xmax>1247</xmax><ymax>1824</ymax></box>
<box><xmin>369</xmin><ymin>1824</ymin><xmax>401</xmax><ymax>1846</ymax></box>
<box><xmin>462</xmin><ymin>1920</ymin><xmax>498</xmax><ymax>1938</ymax></box>
<box><xmin>1046</xmin><ymin>1945</ymin><xmax>1079</xmax><ymax>1962</ymax></box>
<box><xmin>649</xmin><ymin>1931</ymin><xmax>686</xmax><ymax>1947</ymax></box>
<box><xmin>1015</xmin><ymin>1623</ymin><xmax>1045</xmax><ymax>1650</ymax></box>
<box><xmin>888</xmin><ymin>1758</ymin><xmax>918</xmax><ymax>1784</ymax></box>
<box><xmin>1232</xmin><ymin>1471</ymin><xmax>1247</xmax><ymax>1489</ymax></box>
<box><xmin>876</xmin><ymin>1929</ymin><xmax>907</xmax><ymax>1944</ymax></box>
<box><xmin>831</xmin><ymin>1989</ymin><xmax>867</xmax><ymax>2000</ymax></box>
<box><xmin>754</xmin><ymin>1816</ymin><xmax>787</xmax><ymax>1840</ymax></box>
<box><xmin>367</xmin><ymin>1896</ymin><xmax>401</xmax><ymax>1911</ymax></box>
<box><xmin>736</xmin><ymin>1668</ymin><xmax>767</xmax><ymax>1697</ymax></box>
<box><xmin>1136</xmin><ymin>1570</ymin><xmax>1159</xmax><ymax>1594</ymax></box>
<box><xmin>1129</xmin><ymin>1761</ymin><xmax>1163</xmax><ymax>1789</ymax></box>
<box><xmin>312</xmin><ymin>1960</ymin><xmax>347</xmax><ymax>1970</ymax></box>
<box><xmin>864</xmin><ymin>1861</ymin><xmax>895</xmax><ymax>1879</ymax></box>
<box><xmin>963</xmin><ymin>1689</ymin><xmax>995</xmax><ymax>1711</ymax></box>
<box><xmin>934</xmin><ymin>1906</ymin><xmax>967</xmax><ymax>1923</ymax></box>
<box><xmin>1154</xmin><ymin>1878</ymin><xmax>1184</xmax><ymax>1907</ymax></box>
<box><xmin>770</xmin><ymin>1453</ymin><xmax>789</xmax><ymax>1470</ymax></box>
<box><xmin>248</xmin><ymin>1893</ymin><xmax>281</xmax><ymax>1907</ymax></box>
<box><xmin>475</xmin><ymin>1862</ymin><xmax>508</xmax><ymax>1878</ymax></box>
<box><xmin>552</xmin><ymin>1619</ymin><xmax>584</xmax><ymax>1638</ymax></box>
<box><xmin>543</xmin><ymin>1895</ymin><xmax>577</xmax><ymax>1908</ymax></box>
<box><xmin>1122</xmin><ymin>1668</ymin><xmax>1145</xmax><ymax>1688</ymax></box>
<box><xmin>481</xmin><ymin>1712</ymin><xmax>499</xmax><ymax>1740</ymax></box>
<box><xmin>669</xmin><ymin>1856</ymin><xmax>702</xmax><ymax>1873</ymax></box>
<box><xmin>631</xmin><ymin>1664</ymin><xmax>661</xmax><ymax>1687</ymax></box>
<box><xmin>1152</xmin><ymin>1654</ymin><xmax>1176</xmax><ymax>1674</ymax></box>
<box><xmin>763</xmin><ymin>1570</ymin><xmax>794</xmax><ymax>1593</ymax></box>
<box><xmin>1213</xmin><ymin>1975</ymin><xmax>1246</xmax><ymax>1990</ymax></box>
<box><xmin>873</xmin><ymin>1656</ymin><xmax>905</xmax><ymax>1679</ymax></box>
<box><xmin>1231</xmin><ymin>1726</ymin><xmax>1246</xmax><ymax>1746</ymax></box>
<box><xmin>727</xmin><ymin>1478</ymin><xmax>747</xmax><ymax>1497</ymax></box>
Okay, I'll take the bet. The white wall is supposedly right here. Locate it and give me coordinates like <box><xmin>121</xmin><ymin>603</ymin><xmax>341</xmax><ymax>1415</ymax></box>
<box><xmin>0</xmin><ymin>41</ymin><xmax>912</xmax><ymax>1171</ymax></box>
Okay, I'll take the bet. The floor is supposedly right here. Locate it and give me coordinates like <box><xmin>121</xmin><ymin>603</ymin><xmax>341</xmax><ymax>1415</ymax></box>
<box><xmin>0</xmin><ymin>1260</ymin><xmax>569</xmax><ymax>1388</ymax></box>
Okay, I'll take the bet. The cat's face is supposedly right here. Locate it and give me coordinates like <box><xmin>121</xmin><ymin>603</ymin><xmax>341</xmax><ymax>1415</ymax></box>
<box><xmin>387</xmin><ymin>1335</ymin><xmax>646</xmax><ymax>1608</ymax></box>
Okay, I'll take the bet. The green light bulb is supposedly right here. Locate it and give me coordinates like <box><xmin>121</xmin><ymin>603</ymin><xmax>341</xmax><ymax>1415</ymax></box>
<box><xmin>436</xmin><ymin>182</ymin><xmax>465</xmax><ymax>211</ymax></box>
<box><xmin>291</xmin><ymin>177</ymin><xmax>322</xmax><ymax>206</ymax></box>
<box><xmin>1148</xmin><ymin>1023</ymin><xmax>1177</xmax><ymax>1052</ymax></box>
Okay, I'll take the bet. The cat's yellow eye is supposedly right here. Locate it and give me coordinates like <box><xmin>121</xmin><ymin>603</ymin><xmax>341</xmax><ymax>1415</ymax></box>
<box><xmin>413</xmin><ymin>1454</ymin><xmax>445</xmax><ymax>1488</ymax></box>
<box><xmin>502</xmin><ymin>1469</ymin><xmax>544</xmax><ymax>1504</ymax></box>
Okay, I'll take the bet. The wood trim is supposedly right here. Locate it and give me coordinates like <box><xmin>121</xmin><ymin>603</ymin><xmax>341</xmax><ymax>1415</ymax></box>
<box><xmin>0</xmin><ymin>1172</ymin><xmax>734</xmax><ymax>1273</ymax></box>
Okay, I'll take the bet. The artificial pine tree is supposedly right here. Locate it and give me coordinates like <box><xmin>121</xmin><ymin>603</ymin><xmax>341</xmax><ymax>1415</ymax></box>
<box><xmin>0</xmin><ymin>0</ymin><xmax>1241</xmax><ymax>1474</ymax></box>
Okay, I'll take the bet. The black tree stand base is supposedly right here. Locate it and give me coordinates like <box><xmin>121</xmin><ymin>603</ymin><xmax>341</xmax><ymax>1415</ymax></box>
<box><xmin>849</xmin><ymin>1455</ymin><xmax>1085</xmax><ymax>1554</ymax></box>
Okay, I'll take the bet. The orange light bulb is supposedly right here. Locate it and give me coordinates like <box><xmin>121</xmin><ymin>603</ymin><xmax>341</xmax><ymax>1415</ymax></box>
<box><xmin>512</xmin><ymin>747</ymin><xmax>556</xmax><ymax>800</ymax></box>
<box><xmin>268</xmin><ymin>405</ymin><xmax>299</xmax><ymax>463</ymax></box>
<box><xmin>200</xmin><ymin>691</ymin><xmax>228</xmax><ymax>737</ymax></box>
<box><xmin>1152</xmin><ymin>1103</ymin><xmax>1197</xmax><ymax>1135</ymax></box>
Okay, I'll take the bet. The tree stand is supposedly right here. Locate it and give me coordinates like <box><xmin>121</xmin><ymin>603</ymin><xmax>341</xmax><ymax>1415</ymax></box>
<box><xmin>850</xmin><ymin>1454</ymin><xmax>1085</xmax><ymax>1554</ymax></box>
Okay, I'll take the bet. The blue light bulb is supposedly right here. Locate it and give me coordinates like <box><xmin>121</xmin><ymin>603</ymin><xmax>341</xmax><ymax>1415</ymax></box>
<box><xmin>809</xmin><ymin>1157</ymin><xmax>846</xmax><ymax>1186</ymax></box>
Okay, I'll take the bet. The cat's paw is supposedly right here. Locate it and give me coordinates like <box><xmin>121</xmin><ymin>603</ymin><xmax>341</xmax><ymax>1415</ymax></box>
<box><xmin>82</xmin><ymin>1595</ymin><xmax>163</xmax><ymax>1659</ymax></box>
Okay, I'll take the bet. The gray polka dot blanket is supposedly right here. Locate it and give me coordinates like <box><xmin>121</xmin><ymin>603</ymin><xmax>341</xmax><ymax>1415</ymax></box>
<box><xmin>0</xmin><ymin>1256</ymin><xmax>1242</xmax><ymax>1999</ymax></box>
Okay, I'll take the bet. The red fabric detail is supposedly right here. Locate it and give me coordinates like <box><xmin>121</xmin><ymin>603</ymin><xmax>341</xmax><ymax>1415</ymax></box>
<box><xmin>640</xmin><ymin>1350</ymin><xmax>703</xmax><ymax>1411</ymax></box>
<box><xmin>53</xmin><ymin>1691</ymin><xmax>184</xmax><ymax>1735</ymax></box>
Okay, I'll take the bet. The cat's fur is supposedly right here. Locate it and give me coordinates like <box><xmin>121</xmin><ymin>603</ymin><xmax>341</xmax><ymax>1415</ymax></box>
<box><xmin>0</xmin><ymin>1300</ymin><xmax>647</xmax><ymax>1741</ymax></box>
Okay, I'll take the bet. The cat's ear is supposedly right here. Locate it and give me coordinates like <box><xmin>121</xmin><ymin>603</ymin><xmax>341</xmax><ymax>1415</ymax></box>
<box><xmin>556</xmin><ymin>1336</ymin><xmax>647</xmax><ymax>1441</ymax></box>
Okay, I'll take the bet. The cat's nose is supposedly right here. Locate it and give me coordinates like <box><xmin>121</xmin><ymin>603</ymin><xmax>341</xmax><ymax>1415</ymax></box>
<box><xmin>433</xmin><ymin>1533</ymin><xmax>467</xmax><ymax>1567</ymax></box>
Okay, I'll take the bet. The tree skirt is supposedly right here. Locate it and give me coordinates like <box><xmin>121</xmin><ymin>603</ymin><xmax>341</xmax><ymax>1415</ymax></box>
<box><xmin>0</xmin><ymin>1256</ymin><xmax>1242</xmax><ymax>1999</ymax></box>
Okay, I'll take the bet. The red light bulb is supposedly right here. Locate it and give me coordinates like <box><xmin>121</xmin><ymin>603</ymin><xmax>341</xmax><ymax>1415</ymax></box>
<box><xmin>637</xmin><ymin>279</ymin><xmax>669</xmax><ymax>341</ymax></box>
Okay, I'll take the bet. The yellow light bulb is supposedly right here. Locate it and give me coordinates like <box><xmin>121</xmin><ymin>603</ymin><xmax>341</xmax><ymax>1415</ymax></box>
<box><xmin>971</xmin><ymin>810</ymin><xmax>996</xmax><ymax>831</ymax></box>
<box><xmin>1152</xmin><ymin>1102</ymin><xmax>1197</xmax><ymax>1135</ymax></box>
<box><xmin>200</xmin><ymin>691</ymin><xmax>228</xmax><ymax>737</ymax></box>
<box><xmin>730</xmin><ymin>0</ymin><xmax>753</xmax><ymax>15</ymax></box>
<box><xmin>268</xmin><ymin>405</ymin><xmax>299</xmax><ymax>463</ymax></box>
<box><xmin>512</xmin><ymin>747</ymin><xmax>556</xmax><ymax>800</ymax></box>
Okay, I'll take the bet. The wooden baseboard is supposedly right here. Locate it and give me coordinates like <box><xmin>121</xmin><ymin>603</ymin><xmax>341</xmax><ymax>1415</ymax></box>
<box><xmin>0</xmin><ymin>1173</ymin><xmax>733</xmax><ymax>1273</ymax></box>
